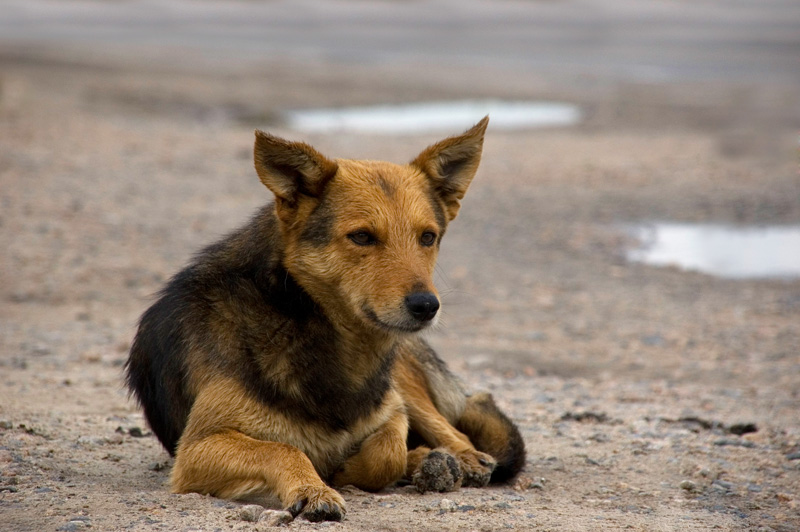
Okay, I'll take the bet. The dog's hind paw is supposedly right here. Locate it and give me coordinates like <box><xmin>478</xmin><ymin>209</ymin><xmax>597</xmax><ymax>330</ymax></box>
<box><xmin>457</xmin><ymin>449</ymin><xmax>495</xmax><ymax>487</ymax></box>
<box><xmin>286</xmin><ymin>484</ymin><xmax>346</xmax><ymax>522</ymax></box>
<box><xmin>412</xmin><ymin>448</ymin><xmax>463</xmax><ymax>493</ymax></box>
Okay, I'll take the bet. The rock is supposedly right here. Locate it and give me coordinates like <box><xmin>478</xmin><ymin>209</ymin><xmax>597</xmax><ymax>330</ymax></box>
<box><xmin>439</xmin><ymin>498</ymin><xmax>458</xmax><ymax>512</ymax></box>
<box><xmin>149</xmin><ymin>461</ymin><xmax>169</xmax><ymax>472</ymax></box>
<box><xmin>257</xmin><ymin>509</ymin><xmax>293</xmax><ymax>526</ymax></box>
<box><xmin>679</xmin><ymin>480</ymin><xmax>698</xmax><ymax>492</ymax></box>
<box><xmin>786</xmin><ymin>452</ymin><xmax>800</xmax><ymax>461</ymax></box>
<box><xmin>238</xmin><ymin>504</ymin><xmax>264</xmax><ymax>522</ymax></box>
<box><xmin>727</xmin><ymin>422</ymin><xmax>757</xmax><ymax>435</ymax></box>
<box><xmin>641</xmin><ymin>334</ymin><xmax>665</xmax><ymax>347</ymax></box>
<box><xmin>713</xmin><ymin>438</ymin><xmax>755</xmax><ymax>448</ymax></box>
<box><xmin>711</xmin><ymin>479</ymin><xmax>735</xmax><ymax>493</ymax></box>
<box><xmin>57</xmin><ymin>517</ymin><xmax>91</xmax><ymax>531</ymax></box>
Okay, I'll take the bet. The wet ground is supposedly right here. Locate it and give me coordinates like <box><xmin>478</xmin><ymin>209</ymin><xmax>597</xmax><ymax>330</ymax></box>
<box><xmin>1</xmin><ymin>1</ymin><xmax>799</xmax><ymax>530</ymax></box>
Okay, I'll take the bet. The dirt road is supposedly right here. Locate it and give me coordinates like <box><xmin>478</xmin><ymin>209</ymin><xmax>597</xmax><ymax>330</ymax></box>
<box><xmin>1</xmin><ymin>2</ymin><xmax>799</xmax><ymax>530</ymax></box>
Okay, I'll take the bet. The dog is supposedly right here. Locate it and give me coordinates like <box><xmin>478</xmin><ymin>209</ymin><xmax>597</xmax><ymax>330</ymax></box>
<box><xmin>126</xmin><ymin>116</ymin><xmax>525</xmax><ymax>522</ymax></box>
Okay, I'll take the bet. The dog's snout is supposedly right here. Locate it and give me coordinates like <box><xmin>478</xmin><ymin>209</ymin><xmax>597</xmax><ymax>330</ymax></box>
<box><xmin>404</xmin><ymin>292</ymin><xmax>440</xmax><ymax>322</ymax></box>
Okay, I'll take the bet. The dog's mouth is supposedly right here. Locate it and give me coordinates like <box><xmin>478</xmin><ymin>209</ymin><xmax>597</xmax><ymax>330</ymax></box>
<box><xmin>361</xmin><ymin>304</ymin><xmax>431</xmax><ymax>333</ymax></box>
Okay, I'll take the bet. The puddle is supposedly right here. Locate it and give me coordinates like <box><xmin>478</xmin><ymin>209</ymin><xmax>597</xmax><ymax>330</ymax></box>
<box><xmin>626</xmin><ymin>223</ymin><xmax>800</xmax><ymax>279</ymax></box>
<box><xmin>283</xmin><ymin>100</ymin><xmax>580</xmax><ymax>134</ymax></box>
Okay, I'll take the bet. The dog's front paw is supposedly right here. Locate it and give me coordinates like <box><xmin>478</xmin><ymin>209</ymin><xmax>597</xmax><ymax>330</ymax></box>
<box><xmin>412</xmin><ymin>448</ymin><xmax>463</xmax><ymax>493</ymax></box>
<box><xmin>456</xmin><ymin>449</ymin><xmax>496</xmax><ymax>487</ymax></box>
<box><xmin>286</xmin><ymin>484</ymin><xmax>346</xmax><ymax>522</ymax></box>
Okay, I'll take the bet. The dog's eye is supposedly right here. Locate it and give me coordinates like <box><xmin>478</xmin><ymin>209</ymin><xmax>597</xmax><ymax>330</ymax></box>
<box><xmin>420</xmin><ymin>231</ymin><xmax>437</xmax><ymax>247</ymax></box>
<box><xmin>348</xmin><ymin>231</ymin><xmax>377</xmax><ymax>246</ymax></box>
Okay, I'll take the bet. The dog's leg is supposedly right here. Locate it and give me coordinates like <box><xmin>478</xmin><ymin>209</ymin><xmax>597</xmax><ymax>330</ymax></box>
<box><xmin>171</xmin><ymin>429</ymin><xmax>345</xmax><ymax>522</ymax></box>
<box><xmin>456</xmin><ymin>392</ymin><xmax>526</xmax><ymax>483</ymax></box>
<box><xmin>331</xmin><ymin>397</ymin><xmax>408</xmax><ymax>491</ymax></box>
<box><xmin>394</xmin><ymin>356</ymin><xmax>495</xmax><ymax>488</ymax></box>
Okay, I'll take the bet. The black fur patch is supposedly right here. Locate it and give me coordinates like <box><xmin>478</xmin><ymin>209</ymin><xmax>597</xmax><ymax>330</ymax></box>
<box><xmin>126</xmin><ymin>293</ymin><xmax>192</xmax><ymax>455</ymax></box>
<box><xmin>376</xmin><ymin>175</ymin><xmax>396</xmax><ymax>198</ymax></box>
<box><xmin>300</xmin><ymin>198</ymin><xmax>335</xmax><ymax>247</ymax></box>
<box><xmin>427</xmin><ymin>193</ymin><xmax>448</xmax><ymax>237</ymax></box>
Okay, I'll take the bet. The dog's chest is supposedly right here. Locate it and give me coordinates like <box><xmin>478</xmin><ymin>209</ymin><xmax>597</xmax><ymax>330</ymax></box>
<box><xmin>260</xmin><ymin>389</ymin><xmax>401</xmax><ymax>479</ymax></box>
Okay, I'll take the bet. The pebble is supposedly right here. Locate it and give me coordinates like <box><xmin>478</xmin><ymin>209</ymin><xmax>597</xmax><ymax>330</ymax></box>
<box><xmin>257</xmin><ymin>509</ymin><xmax>293</xmax><ymax>527</ymax></box>
<box><xmin>439</xmin><ymin>498</ymin><xmax>458</xmax><ymax>512</ymax></box>
<box><xmin>679</xmin><ymin>480</ymin><xmax>698</xmax><ymax>492</ymax></box>
<box><xmin>711</xmin><ymin>479</ymin><xmax>735</xmax><ymax>493</ymax></box>
<box><xmin>57</xmin><ymin>517</ymin><xmax>91</xmax><ymax>531</ymax></box>
<box><xmin>238</xmin><ymin>504</ymin><xmax>264</xmax><ymax>522</ymax></box>
<box><xmin>713</xmin><ymin>438</ymin><xmax>755</xmax><ymax>448</ymax></box>
<box><xmin>786</xmin><ymin>452</ymin><xmax>800</xmax><ymax>461</ymax></box>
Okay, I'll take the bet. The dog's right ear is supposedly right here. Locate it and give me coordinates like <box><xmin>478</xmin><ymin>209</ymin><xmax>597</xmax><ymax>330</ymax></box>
<box><xmin>254</xmin><ymin>130</ymin><xmax>338</xmax><ymax>210</ymax></box>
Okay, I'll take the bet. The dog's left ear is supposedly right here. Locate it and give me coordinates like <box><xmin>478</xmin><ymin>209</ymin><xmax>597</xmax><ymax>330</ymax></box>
<box><xmin>411</xmin><ymin>116</ymin><xmax>488</xmax><ymax>222</ymax></box>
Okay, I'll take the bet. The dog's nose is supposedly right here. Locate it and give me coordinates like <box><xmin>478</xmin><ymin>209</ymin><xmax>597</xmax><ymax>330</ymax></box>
<box><xmin>404</xmin><ymin>292</ymin><xmax>440</xmax><ymax>322</ymax></box>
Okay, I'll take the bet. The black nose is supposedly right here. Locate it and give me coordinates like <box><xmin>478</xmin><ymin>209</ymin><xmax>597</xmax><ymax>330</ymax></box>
<box><xmin>404</xmin><ymin>292</ymin><xmax>440</xmax><ymax>322</ymax></box>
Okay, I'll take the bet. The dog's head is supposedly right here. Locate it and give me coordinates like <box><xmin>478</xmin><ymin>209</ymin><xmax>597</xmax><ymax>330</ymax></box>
<box><xmin>254</xmin><ymin>117</ymin><xmax>487</xmax><ymax>333</ymax></box>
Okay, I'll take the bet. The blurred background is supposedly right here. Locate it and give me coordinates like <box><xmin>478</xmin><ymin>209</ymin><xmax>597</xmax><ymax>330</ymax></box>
<box><xmin>1</xmin><ymin>1</ymin><xmax>800</xmax><ymax>530</ymax></box>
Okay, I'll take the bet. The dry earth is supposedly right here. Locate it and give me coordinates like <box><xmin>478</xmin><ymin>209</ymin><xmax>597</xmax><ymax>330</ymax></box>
<box><xmin>1</xmin><ymin>12</ymin><xmax>800</xmax><ymax>531</ymax></box>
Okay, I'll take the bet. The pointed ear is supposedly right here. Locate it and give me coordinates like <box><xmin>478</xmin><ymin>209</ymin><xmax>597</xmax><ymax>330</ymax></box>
<box><xmin>411</xmin><ymin>116</ymin><xmax>488</xmax><ymax>222</ymax></box>
<box><xmin>253</xmin><ymin>130</ymin><xmax>338</xmax><ymax>204</ymax></box>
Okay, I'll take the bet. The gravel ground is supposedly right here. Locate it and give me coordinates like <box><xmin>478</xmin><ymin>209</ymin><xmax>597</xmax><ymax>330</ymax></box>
<box><xmin>1</xmin><ymin>17</ymin><xmax>800</xmax><ymax>531</ymax></box>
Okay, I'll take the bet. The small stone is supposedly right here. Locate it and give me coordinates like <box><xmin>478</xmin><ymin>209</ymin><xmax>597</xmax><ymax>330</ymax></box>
<box><xmin>641</xmin><ymin>334</ymin><xmax>665</xmax><ymax>347</ymax></box>
<box><xmin>57</xmin><ymin>517</ymin><xmax>91</xmax><ymax>531</ymax></box>
<box><xmin>711</xmin><ymin>479</ymin><xmax>734</xmax><ymax>493</ymax></box>
<box><xmin>257</xmin><ymin>509</ymin><xmax>293</xmax><ymax>526</ymax></box>
<box><xmin>104</xmin><ymin>434</ymin><xmax>124</xmax><ymax>445</ymax></box>
<box><xmin>239</xmin><ymin>504</ymin><xmax>264</xmax><ymax>522</ymax></box>
<box><xmin>727</xmin><ymin>422</ymin><xmax>757</xmax><ymax>435</ymax></box>
<box><xmin>149</xmin><ymin>461</ymin><xmax>168</xmax><ymax>472</ymax></box>
<box><xmin>679</xmin><ymin>480</ymin><xmax>697</xmax><ymax>492</ymax></box>
<box><xmin>786</xmin><ymin>452</ymin><xmax>800</xmax><ymax>461</ymax></box>
<box><xmin>713</xmin><ymin>438</ymin><xmax>755</xmax><ymax>448</ymax></box>
<box><xmin>439</xmin><ymin>498</ymin><xmax>458</xmax><ymax>512</ymax></box>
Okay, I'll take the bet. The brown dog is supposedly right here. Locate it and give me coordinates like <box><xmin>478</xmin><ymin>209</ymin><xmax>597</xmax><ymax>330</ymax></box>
<box><xmin>126</xmin><ymin>117</ymin><xmax>525</xmax><ymax>522</ymax></box>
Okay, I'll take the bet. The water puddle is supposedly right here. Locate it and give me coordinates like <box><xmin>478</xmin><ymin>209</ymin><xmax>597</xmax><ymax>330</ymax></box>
<box><xmin>625</xmin><ymin>223</ymin><xmax>800</xmax><ymax>279</ymax></box>
<box><xmin>283</xmin><ymin>100</ymin><xmax>581</xmax><ymax>134</ymax></box>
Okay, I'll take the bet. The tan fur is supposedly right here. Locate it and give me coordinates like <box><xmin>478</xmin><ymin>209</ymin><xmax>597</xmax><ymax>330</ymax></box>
<box><xmin>127</xmin><ymin>117</ymin><xmax>524</xmax><ymax>523</ymax></box>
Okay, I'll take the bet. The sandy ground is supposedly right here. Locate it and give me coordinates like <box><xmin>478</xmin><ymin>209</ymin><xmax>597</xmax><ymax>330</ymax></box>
<box><xmin>1</xmin><ymin>5</ymin><xmax>800</xmax><ymax>530</ymax></box>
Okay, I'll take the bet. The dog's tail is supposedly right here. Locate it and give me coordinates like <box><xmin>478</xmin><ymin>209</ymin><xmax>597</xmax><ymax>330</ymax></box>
<box><xmin>456</xmin><ymin>392</ymin><xmax>526</xmax><ymax>483</ymax></box>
